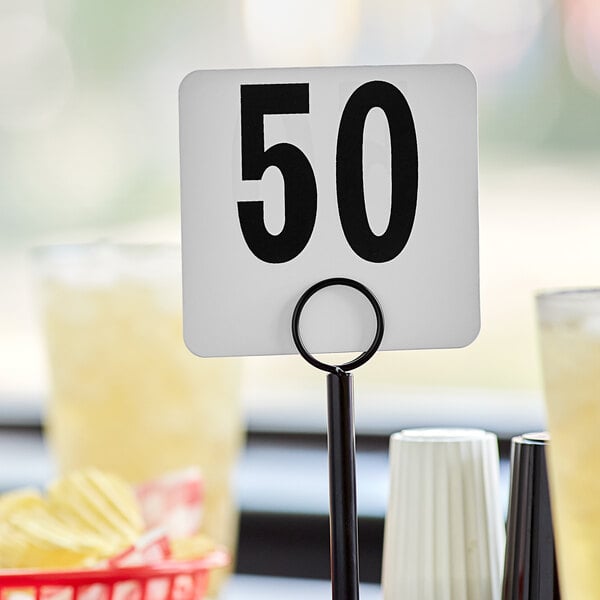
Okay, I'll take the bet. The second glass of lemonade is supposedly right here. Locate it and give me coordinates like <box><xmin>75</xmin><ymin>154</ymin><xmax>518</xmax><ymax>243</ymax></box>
<box><xmin>35</xmin><ymin>244</ymin><xmax>243</xmax><ymax>580</ymax></box>
<box><xmin>536</xmin><ymin>289</ymin><xmax>600</xmax><ymax>600</ymax></box>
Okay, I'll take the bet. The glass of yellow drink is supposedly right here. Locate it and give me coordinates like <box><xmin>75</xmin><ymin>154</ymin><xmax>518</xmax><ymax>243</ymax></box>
<box><xmin>35</xmin><ymin>243</ymin><xmax>243</xmax><ymax>586</ymax></box>
<box><xmin>536</xmin><ymin>289</ymin><xmax>600</xmax><ymax>600</ymax></box>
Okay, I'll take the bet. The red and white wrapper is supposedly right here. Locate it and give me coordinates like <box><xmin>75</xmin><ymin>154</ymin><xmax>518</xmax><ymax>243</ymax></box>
<box><xmin>135</xmin><ymin>467</ymin><xmax>204</xmax><ymax>540</ymax></box>
<box><xmin>109</xmin><ymin>529</ymin><xmax>171</xmax><ymax>567</ymax></box>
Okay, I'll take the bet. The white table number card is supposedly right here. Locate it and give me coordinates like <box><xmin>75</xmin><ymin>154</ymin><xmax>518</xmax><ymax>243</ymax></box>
<box><xmin>179</xmin><ymin>64</ymin><xmax>479</xmax><ymax>358</ymax></box>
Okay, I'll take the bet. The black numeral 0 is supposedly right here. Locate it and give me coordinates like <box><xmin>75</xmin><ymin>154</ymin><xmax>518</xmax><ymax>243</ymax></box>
<box><xmin>239</xmin><ymin>83</ymin><xmax>317</xmax><ymax>264</ymax></box>
<box><xmin>336</xmin><ymin>81</ymin><xmax>418</xmax><ymax>263</ymax></box>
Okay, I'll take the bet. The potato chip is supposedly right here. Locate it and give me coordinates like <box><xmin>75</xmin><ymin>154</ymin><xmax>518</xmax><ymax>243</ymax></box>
<box><xmin>0</xmin><ymin>489</ymin><xmax>44</xmax><ymax>517</ymax></box>
<box><xmin>49</xmin><ymin>468</ymin><xmax>142</xmax><ymax>545</ymax></box>
<box><xmin>0</xmin><ymin>468</ymin><xmax>144</xmax><ymax>569</ymax></box>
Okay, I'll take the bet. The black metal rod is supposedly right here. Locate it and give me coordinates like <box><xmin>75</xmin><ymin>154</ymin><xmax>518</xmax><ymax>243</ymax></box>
<box><xmin>327</xmin><ymin>369</ymin><xmax>359</xmax><ymax>600</ymax></box>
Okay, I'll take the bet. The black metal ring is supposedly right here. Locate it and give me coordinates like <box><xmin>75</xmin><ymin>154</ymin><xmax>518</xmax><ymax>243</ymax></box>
<box><xmin>291</xmin><ymin>277</ymin><xmax>385</xmax><ymax>373</ymax></box>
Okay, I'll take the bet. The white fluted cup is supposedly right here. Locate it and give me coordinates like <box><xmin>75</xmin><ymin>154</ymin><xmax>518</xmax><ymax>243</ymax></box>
<box><xmin>382</xmin><ymin>428</ymin><xmax>505</xmax><ymax>600</ymax></box>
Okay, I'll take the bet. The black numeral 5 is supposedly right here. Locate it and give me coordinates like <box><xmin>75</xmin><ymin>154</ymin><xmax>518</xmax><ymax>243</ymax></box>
<box><xmin>239</xmin><ymin>83</ymin><xmax>317</xmax><ymax>264</ymax></box>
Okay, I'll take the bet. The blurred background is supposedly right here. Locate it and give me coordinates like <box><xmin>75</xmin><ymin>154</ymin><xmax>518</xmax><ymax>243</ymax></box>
<box><xmin>2</xmin><ymin>0</ymin><xmax>600</xmax><ymax>426</ymax></box>
<box><xmin>1</xmin><ymin>0</ymin><xmax>600</xmax><ymax>589</ymax></box>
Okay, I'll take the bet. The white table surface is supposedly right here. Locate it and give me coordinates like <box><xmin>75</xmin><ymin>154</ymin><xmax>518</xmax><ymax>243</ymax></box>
<box><xmin>221</xmin><ymin>575</ymin><xmax>381</xmax><ymax>599</ymax></box>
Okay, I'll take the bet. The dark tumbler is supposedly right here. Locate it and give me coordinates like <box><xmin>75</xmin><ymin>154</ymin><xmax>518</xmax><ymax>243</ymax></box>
<box><xmin>502</xmin><ymin>432</ymin><xmax>560</xmax><ymax>600</ymax></box>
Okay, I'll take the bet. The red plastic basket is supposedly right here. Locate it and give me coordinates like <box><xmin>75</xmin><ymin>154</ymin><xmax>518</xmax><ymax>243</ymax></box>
<box><xmin>0</xmin><ymin>551</ymin><xmax>229</xmax><ymax>600</ymax></box>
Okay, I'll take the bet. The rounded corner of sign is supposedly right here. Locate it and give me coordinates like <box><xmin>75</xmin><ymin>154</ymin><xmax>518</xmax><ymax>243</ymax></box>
<box><xmin>448</xmin><ymin>63</ymin><xmax>478</xmax><ymax>90</ymax></box>
<box><xmin>182</xmin><ymin>329</ymin><xmax>208</xmax><ymax>359</ymax></box>
<box><xmin>456</xmin><ymin>317</ymin><xmax>481</xmax><ymax>349</ymax></box>
<box><xmin>179</xmin><ymin>70</ymin><xmax>200</xmax><ymax>97</ymax></box>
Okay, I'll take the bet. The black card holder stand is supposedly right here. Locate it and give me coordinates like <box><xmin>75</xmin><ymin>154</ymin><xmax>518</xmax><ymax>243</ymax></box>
<box><xmin>291</xmin><ymin>277</ymin><xmax>385</xmax><ymax>600</ymax></box>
